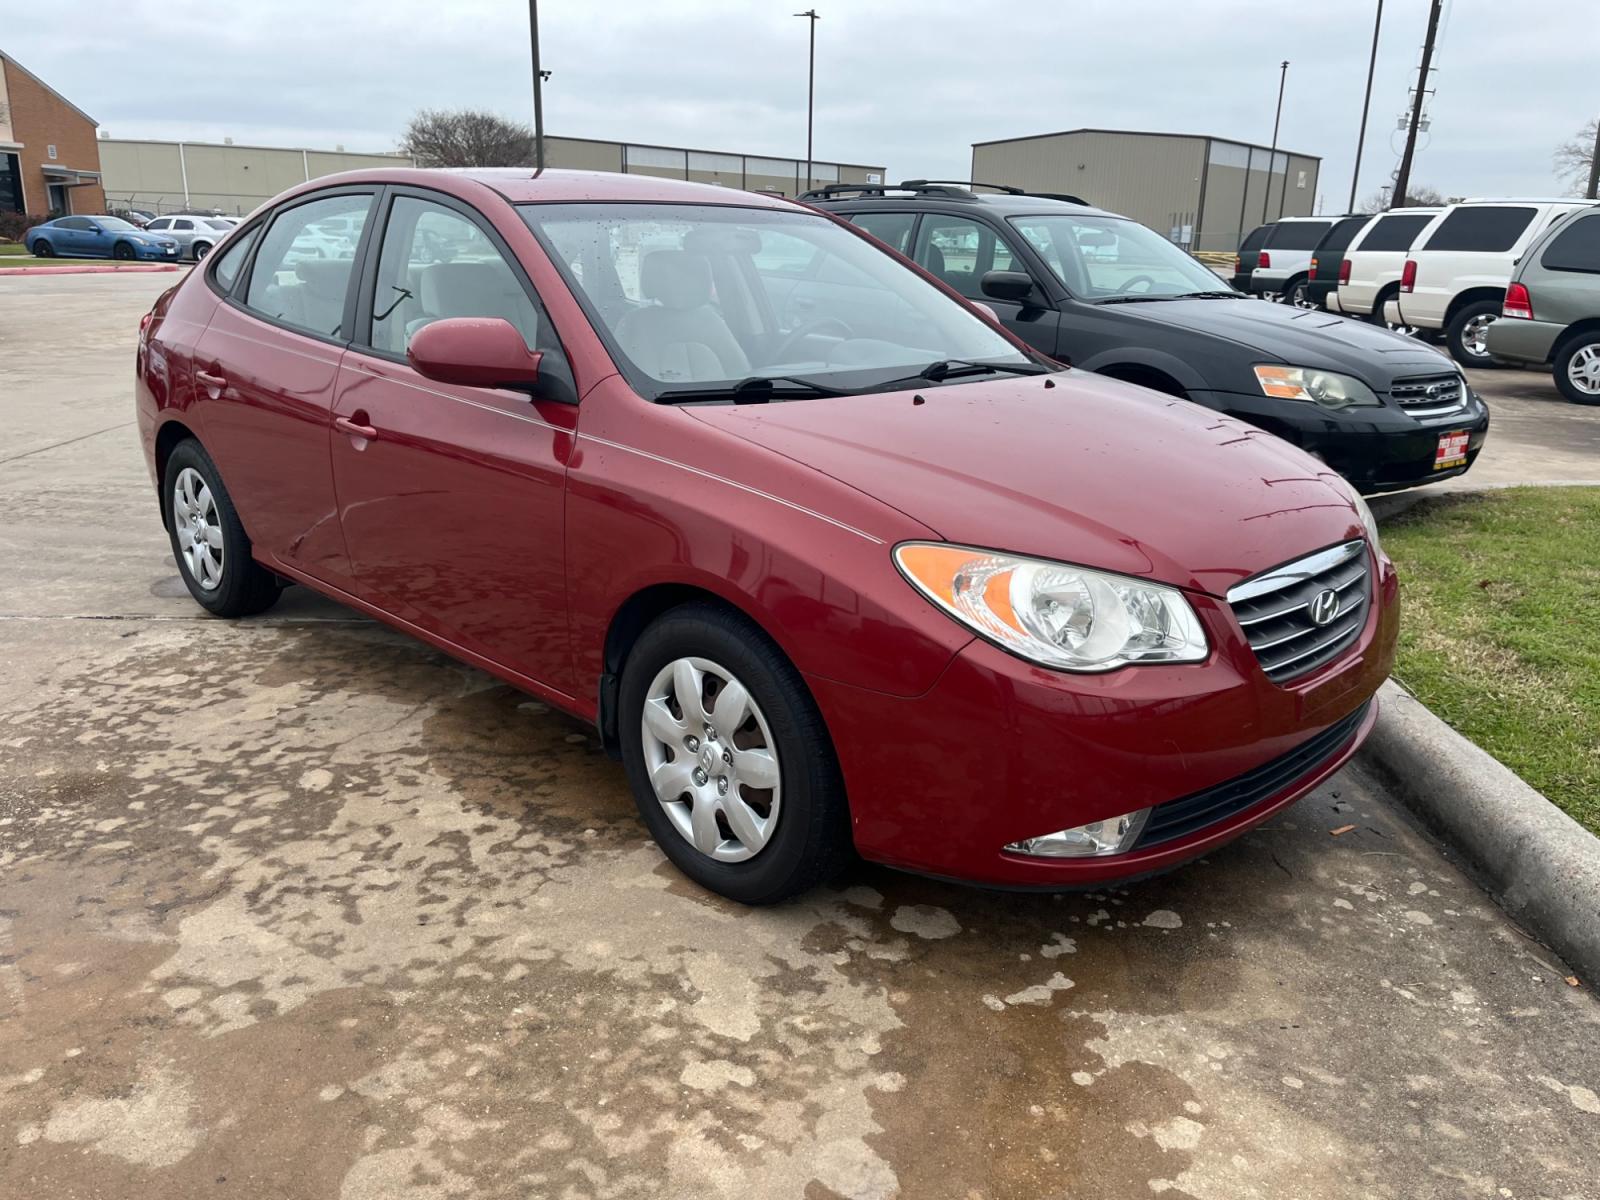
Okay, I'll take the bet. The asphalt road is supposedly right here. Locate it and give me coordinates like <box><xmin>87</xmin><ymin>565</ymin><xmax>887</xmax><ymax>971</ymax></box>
<box><xmin>2</xmin><ymin>273</ymin><xmax>1598</xmax><ymax>1200</ymax></box>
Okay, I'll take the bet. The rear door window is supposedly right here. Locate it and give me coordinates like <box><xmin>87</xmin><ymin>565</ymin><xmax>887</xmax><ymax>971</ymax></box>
<box><xmin>1422</xmin><ymin>206</ymin><xmax>1535</xmax><ymax>252</ymax></box>
<box><xmin>1237</xmin><ymin>225</ymin><xmax>1270</xmax><ymax>256</ymax></box>
<box><xmin>243</xmin><ymin>192</ymin><xmax>373</xmax><ymax>340</ymax></box>
<box><xmin>1315</xmin><ymin>216</ymin><xmax>1370</xmax><ymax>254</ymax></box>
<box><xmin>1264</xmin><ymin>221</ymin><xmax>1333</xmax><ymax>251</ymax></box>
<box><xmin>911</xmin><ymin>215</ymin><xmax>1016</xmax><ymax>298</ymax></box>
<box><xmin>1355</xmin><ymin>213</ymin><xmax>1433</xmax><ymax>252</ymax></box>
<box><xmin>1539</xmin><ymin>213</ymin><xmax>1600</xmax><ymax>274</ymax></box>
<box><xmin>848</xmin><ymin>211</ymin><xmax>916</xmax><ymax>255</ymax></box>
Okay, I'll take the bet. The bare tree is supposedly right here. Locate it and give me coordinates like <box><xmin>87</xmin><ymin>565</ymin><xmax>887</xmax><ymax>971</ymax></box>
<box><xmin>400</xmin><ymin>109</ymin><xmax>534</xmax><ymax>169</ymax></box>
<box><xmin>1553</xmin><ymin>117</ymin><xmax>1599</xmax><ymax>197</ymax></box>
<box><xmin>1356</xmin><ymin>184</ymin><xmax>1446</xmax><ymax>214</ymax></box>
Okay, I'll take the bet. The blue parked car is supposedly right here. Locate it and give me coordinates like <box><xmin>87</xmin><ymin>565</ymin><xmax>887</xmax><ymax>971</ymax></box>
<box><xmin>23</xmin><ymin>215</ymin><xmax>181</xmax><ymax>261</ymax></box>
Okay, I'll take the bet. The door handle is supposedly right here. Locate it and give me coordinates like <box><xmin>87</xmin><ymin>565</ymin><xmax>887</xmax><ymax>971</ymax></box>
<box><xmin>195</xmin><ymin>369</ymin><xmax>226</xmax><ymax>391</ymax></box>
<box><xmin>335</xmin><ymin>416</ymin><xmax>378</xmax><ymax>440</ymax></box>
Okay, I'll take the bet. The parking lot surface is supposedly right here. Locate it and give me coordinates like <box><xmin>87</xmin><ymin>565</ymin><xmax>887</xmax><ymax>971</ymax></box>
<box><xmin>3</xmin><ymin>273</ymin><xmax>1599</xmax><ymax>1200</ymax></box>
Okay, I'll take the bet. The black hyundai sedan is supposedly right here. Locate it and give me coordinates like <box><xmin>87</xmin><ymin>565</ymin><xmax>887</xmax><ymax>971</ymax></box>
<box><xmin>802</xmin><ymin>183</ymin><xmax>1488</xmax><ymax>494</ymax></box>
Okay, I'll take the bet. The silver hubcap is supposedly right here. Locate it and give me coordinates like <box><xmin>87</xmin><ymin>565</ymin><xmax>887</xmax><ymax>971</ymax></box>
<box><xmin>1462</xmin><ymin>313</ymin><xmax>1495</xmax><ymax>357</ymax></box>
<box><xmin>640</xmin><ymin>656</ymin><xmax>781</xmax><ymax>863</ymax></box>
<box><xmin>1292</xmin><ymin>285</ymin><xmax>1314</xmax><ymax>309</ymax></box>
<box><xmin>172</xmin><ymin>466</ymin><xmax>224</xmax><ymax>590</ymax></box>
<box><xmin>1568</xmin><ymin>345</ymin><xmax>1600</xmax><ymax>395</ymax></box>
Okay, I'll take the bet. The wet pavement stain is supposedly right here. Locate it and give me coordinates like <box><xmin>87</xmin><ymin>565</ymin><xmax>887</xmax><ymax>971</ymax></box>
<box><xmin>2</xmin><ymin>619</ymin><xmax>1599</xmax><ymax>1199</ymax></box>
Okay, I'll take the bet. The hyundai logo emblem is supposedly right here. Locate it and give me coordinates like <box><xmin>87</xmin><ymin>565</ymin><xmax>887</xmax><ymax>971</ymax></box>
<box><xmin>1425</xmin><ymin>383</ymin><xmax>1441</xmax><ymax>397</ymax></box>
<box><xmin>1308</xmin><ymin>588</ymin><xmax>1341</xmax><ymax>626</ymax></box>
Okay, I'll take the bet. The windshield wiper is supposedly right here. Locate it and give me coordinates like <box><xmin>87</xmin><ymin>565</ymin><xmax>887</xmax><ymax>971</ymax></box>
<box><xmin>1096</xmin><ymin>294</ymin><xmax>1180</xmax><ymax>305</ymax></box>
<box><xmin>887</xmin><ymin>358</ymin><xmax>1050</xmax><ymax>385</ymax></box>
<box><xmin>1172</xmin><ymin>290</ymin><xmax>1249</xmax><ymax>300</ymax></box>
<box><xmin>654</xmin><ymin>375</ymin><xmax>853</xmax><ymax>405</ymax></box>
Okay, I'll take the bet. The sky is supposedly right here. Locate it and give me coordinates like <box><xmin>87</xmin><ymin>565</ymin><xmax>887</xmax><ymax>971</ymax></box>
<box><xmin>7</xmin><ymin>0</ymin><xmax>1595</xmax><ymax>209</ymax></box>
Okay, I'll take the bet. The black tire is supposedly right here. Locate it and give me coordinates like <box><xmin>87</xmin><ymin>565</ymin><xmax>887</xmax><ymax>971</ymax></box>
<box><xmin>1284</xmin><ymin>276</ymin><xmax>1313</xmax><ymax>309</ymax></box>
<box><xmin>162</xmin><ymin>439</ymin><xmax>282</xmax><ymax>618</ymax></box>
<box><xmin>1446</xmin><ymin>299</ymin><xmax>1502</xmax><ymax>369</ymax></box>
<box><xmin>618</xmin><ymin>602</ymin><xmax>850</xmax><ymax>904</ymax></box>
<box><xmin>193</xmin><ymin>242</ymin><xmax>212</xmax><ymax>261</ymax></box>
<box><xmin>30</xmin><ymin>239</ymin><xmax>53</xmax><ymax>257</ymax></box>
<box><xmin>113</xmin><ymin>241</ymin><xmax>135</xmax><ymax>261</ymax></box>
<box><xmin>1553</xmin><ymin>334</ymin><xmax>1600</xmax><ymax>406</ymax></box>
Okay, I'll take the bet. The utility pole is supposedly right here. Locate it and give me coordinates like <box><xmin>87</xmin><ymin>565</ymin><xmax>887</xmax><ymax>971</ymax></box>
<box><xmin>795</xmin><ymin>9</ymin><xmax>819</xmax><ymax>191</ymax></box>
<box><xmin>529</xmin><ymin>0</ymin><xmax>548</xmax><ymax>169</ymax></box>
<box><xmin>1263</xmin><ymin>60</ymin><xmax>1289</xmax><ymax>222</ymax></box>
<box><xmin>1587</xmin><ymin>115</ymin><xmax>1600</xmax><ymax>200</ymax></box>
<box><xmin>1392</xmin><ymin>0</ymin><xmax>1443</xmax><ymax>209</ymax></box>
<box><xmin>1348</xmin><ymin>0</ymin><xmax>1384</xmax><ymax>212</ymax></box>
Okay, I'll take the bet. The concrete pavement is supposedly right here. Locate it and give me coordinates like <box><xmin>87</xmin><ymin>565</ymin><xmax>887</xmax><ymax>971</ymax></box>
<box><xmin>2</xmin><ymin>273</ymin><xmax>1598</xmax><ymax>1200</ymax></box>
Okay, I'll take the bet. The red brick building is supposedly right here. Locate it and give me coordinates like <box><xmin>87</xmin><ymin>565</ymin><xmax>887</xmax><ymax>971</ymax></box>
<box><xmin>0</xmin><ymin>49</ymin><xmax>105</xmax><ymax>217</ymax></box>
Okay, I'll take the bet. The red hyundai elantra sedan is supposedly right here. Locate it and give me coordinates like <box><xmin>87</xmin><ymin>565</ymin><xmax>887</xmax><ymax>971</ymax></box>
<box><xmin>135</xmin><ymin>168</ymin><xmax>1396</xmax><ymax>903</ymax></box>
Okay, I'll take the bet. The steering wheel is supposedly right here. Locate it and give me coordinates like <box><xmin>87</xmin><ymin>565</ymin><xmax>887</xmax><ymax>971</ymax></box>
<box><xmin>1118</xmin><ymin>275</ymin><xmax>1157</xmax><ymax>294</ymax></box>
<box><xmin>772</xmin><ymin>317</ymin><xmax>854</xmax><ymax>362</ymax></box>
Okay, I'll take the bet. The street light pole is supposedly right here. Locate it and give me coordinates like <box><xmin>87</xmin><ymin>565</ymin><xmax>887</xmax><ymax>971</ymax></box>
<box><xmin>1349</xmin><ymin>0</ymin><xmax>1384</xmax><ymax>213</ymax></box>
<box><xmin>1586</xmin><ymin>115</ymin><xmax>1600</xmax><ymax>200</ymax></box>
<box><xmin>1264</xmin><ymin>60</ymin><xmax>1289</xmax><ymax>222</ymax></box>
<box><xmin>529</xmin><ymin>0</ymin><xmax>546</xmax><ymax>169</ymax></box>
<box><xmin>795</xmin><ymin>9</ymin><xmax>819</xmax><ymax>191</ymax></box>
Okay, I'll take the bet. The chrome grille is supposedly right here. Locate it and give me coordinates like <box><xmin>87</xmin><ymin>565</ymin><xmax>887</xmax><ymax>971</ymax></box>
<box><xmin>1228</xmin><ymin>541</ymin><xmax>1371</xmax><ymax>684</ymax></box>
<box><xmin>1390</xmin><ymin>372</ymin><xmax>1465</xmax><ymax>417</ymax></box>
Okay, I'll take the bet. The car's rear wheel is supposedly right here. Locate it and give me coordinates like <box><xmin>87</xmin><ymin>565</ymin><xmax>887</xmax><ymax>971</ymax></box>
<box><xmin>162</xmin><ymin>439</ymin><xmax>282</xmax><ymax>617</ymax></box>
<box><xmin>1554</xmin><ymin>336</ymin><xmax>1600</xmax><ymax>406</ymax></box>
<box><xmin>30</xmin><ymin>239</ymin><xmax>53</xmax><ymax>257</ymax></box>
<box><xmin>113</xmin><ymin>241</ymin><xmax>135</xmax><ymax>260</ymax></box>
<box><xmin>1446</xmin><ymin>300</ymin><xmax>1502</xmax><ymax>369</ymax></box>
<box><xmin>618</xmin><ymin>602</ymin><xmax>850</xmax><ymax>904</ymax></box>
<box><xmin>193</xmin><ymin>242</ymin><xmax>212</xmax><ymax>260</ymax></box>
<box><xmin>1285</xmin><ymin>277</ymin><xmax>1314</xmax><ymax>309</ymax></box>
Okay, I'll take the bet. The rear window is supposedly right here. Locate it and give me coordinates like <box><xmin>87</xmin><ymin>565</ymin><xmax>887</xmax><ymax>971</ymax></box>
<box><xmin>1540</xmin><ymin>212</ymin><xmax>1600</xmax><ymax>274</ymax></box>
<box><xmin>1357</xmin><ymin>212</ymin><xmax>1433</xmax><ymax>252</ymax></box>
<box><xmin>1422</xmin><ymin>206</ymin><xmax>1535</xmax><ymax>253</ymax></box>
<box><xmin>1237</xmin><ymin>224</ymin><xmax>1271</xmax><ymax>255</ymax></box>
<box><xmin>1314</xmin><ymin>216</ymin><xmax>1371</xmax><ymax>254</ymax></box>
<box><xmin>1264</xmin><ymin>221</ymin><xmax>1333</xmax><ymax>251</ymax></box>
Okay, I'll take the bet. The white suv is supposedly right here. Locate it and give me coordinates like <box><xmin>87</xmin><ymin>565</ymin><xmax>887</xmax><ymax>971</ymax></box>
<box><xmin>1325</xmin><ymin>207</ymin><xmax>1439</xmax><ymax>327</ymax></box>
<box><xmin>1385</xmin><ymin>199</ymin><xmax>1589</xmax><ymax>367</ymax></box>
<box><xmin>1250</xmin><ymin>216</ymin><xmax>1338</xmax><ymax>307</ymax></box>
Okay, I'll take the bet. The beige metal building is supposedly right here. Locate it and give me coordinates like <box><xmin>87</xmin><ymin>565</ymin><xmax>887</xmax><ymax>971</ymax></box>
<box><xmin>98</xmin><ymin>134</ymin><xmax>885</xmax><ymax>216</ymax></box>
<box><xmin>971</xmin><ymin>128</ymin><xmax>1321</xmax><ymax>253</ymax></box>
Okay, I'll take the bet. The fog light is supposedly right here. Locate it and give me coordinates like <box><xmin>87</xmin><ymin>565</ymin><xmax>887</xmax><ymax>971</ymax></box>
<box><xmin>1004</xmin><ymin>808</ymin><xmax>1152</xmax><ymax>858</ymax></box>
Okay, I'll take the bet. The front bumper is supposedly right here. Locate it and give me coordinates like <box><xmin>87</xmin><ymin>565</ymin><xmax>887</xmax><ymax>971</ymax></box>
<box><xmin>1194</xmin><ymin>386</ymin><xmax>1491</xmax><ymax>495</ymax></box>
<box><xmin>1484</xmin><ymin>317</ymin><xmax>1561</xmax><ymax>366</ymax></box>
<box><xmin>135</xmin><ymin>243</ymin><xmax>181</xmax><ymax>261</ymax></box>
<box><xmin>809</xmin><ymin>554</ymin><xmax>1397</xmax><ymax>887</ymax></box>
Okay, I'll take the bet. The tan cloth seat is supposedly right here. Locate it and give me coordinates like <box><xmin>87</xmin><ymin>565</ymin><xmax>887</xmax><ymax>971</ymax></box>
<box><xmin>614</xmin><ymin>250</ymin><xmax>751</xmax><ymax>382</ymax></box>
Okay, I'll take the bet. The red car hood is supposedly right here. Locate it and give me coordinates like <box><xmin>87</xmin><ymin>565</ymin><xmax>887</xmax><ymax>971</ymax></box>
<box><xmin>686</xmin><ymin>371</ymin><xmax>1367</xmax><ymax>598</ymax></box>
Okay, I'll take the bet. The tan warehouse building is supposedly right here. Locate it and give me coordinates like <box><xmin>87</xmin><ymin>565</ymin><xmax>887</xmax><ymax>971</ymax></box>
<box><xmin>971</xmin><ymin>128</ymin><xmax>1321</xmax><ymax>254</ymax></box>
<box><xmin>99</xmin><ymin>134</ymin><xmax>885</xmax><ymax>216</ymax></box>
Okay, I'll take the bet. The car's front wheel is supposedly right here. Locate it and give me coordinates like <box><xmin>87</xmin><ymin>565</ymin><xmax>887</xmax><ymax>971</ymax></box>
<box><xmin>618</xmin><ymin>602</ymin><xmax>850</xmax><ymax>904</ymax></box>
<box><xmin>1446</xmin><ymin>300</ymin><xmax>1502</xmax><ymax>369</ymax></box>
<box><xmin>30</xmin><ymin>239</ymin><xmax>53</xmax><ymax>257</ymax></box>
<box><xmin>1554</xmin><ymin>335</ymin><xmax>1600</xmax><ymax>406</ymax></box>
<box><xmin>113</xmin><ymin>241</ymin><xmax>136</xmax><ymax>260</ymax></box>
<box><xmin>162</xmin><ymin>439</ymin><xmax>282</xmax><ymax>617</ymax></box>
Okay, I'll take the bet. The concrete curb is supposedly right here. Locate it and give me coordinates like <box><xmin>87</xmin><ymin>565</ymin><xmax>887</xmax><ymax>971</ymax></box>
<box><xmin>1359</xmin><ymin>678</ymin><xmax>1600</xmax><ymax>985</ymax></box>
<box><xmin>0</xmin><ymin>263</ymin><xmax>184</xmax><ymax>277</ymax></box>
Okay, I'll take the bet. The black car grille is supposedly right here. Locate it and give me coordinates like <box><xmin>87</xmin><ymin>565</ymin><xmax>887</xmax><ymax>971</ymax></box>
<box><xmin>1228</xmin><ymin>541</ymin><xmax>1371</xmax><ymax>684</ymax></box>
<box><xmin>1389</xmin><ymin>372</ymin><xmax>1466</xmax><ymax>417</ymax></box>
<box><xmin>1134</xmin><ymin>700</ymin><xmax>1370</xmax><ymax>849</ymax></box>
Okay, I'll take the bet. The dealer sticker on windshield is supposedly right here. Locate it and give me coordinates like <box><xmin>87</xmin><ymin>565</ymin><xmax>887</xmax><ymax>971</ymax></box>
<box><xmin>1434</xmin><ymin>430</ymin><xmax>1469</xmax><ymax>471</ymax></box>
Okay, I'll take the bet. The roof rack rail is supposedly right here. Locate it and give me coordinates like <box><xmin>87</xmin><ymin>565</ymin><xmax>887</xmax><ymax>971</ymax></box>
<box><xmin>1029</xmin><ymin>192</ymin><xmax>1091</xmax><ymax>206</ymax></box>
<box><xmin>797</xmin><ymin>179</ymin><xmax>1095</xmax><ymax>207</ymax></box>
<box><xmin>898</xmin><ymin>178</ymin><xmax>1023</xmax><ymax>195</ymax></box>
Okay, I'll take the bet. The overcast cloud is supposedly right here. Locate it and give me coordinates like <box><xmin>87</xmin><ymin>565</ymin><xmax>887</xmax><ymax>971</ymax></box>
<box><xmin>8</xmin><ymin>0</ymin><xmax>1595</xmax><ymax>209</ymax></box>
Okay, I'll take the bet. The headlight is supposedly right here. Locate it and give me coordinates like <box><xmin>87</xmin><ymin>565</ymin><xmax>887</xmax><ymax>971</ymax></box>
<box><xmin>1351</xmin><ymin>489</ymin><xmax>1381</xmax><ymax>551</ymax></box>
<box><xmin>1254</xmin><ymin>364</ymin><xmax>1381</xmax><ymax>409</ymax></box>
<box><xmin>894</xmin><ymin>543</ymin><xmax>1208</xmax><ymax>672</ymax></box>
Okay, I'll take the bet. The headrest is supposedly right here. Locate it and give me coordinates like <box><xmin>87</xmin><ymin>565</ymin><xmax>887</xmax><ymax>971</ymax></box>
<box><xmin>420</xmin><ymin>261</ymin><xmax>515</xmax><ymax>314</ymax></box>
<box><xmin>640</xmin><ymin>250</ymin><xmax>713</xmax><ymax>310</ymax></box>
<box><xmin>294</xmin><ymin>258</ymin><xmax>355</xmax><ymax>299</ymax></box>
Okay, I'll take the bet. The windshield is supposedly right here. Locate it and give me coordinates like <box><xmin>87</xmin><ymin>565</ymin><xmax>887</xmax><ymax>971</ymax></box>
<box><xmin>99</xmin><ymin>217</ymin><xmax>138</xmax><ymax>232</ymax></box>
<box><xmin>1008</xmin><ymin>214</ymin><xmax>1231</xmax><ymax>301</ymax></box>
<box><xmin>520</xmin><ymin>202</ymin><xmax>1032</xmax><ymax>399</ymax></box>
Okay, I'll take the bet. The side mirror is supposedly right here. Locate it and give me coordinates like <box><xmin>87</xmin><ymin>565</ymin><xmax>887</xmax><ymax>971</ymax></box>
<box><xmin>981</xmin><ymin>270</ymin><xmax>1040</xmax><ymax>305</ymax></box>
<box><xmin>407</xmin><ymin>317</ymin><xmax>543</xmax><ymax>391</ymax></box>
